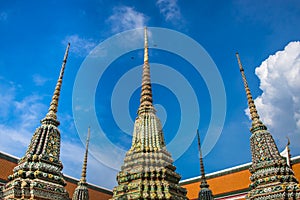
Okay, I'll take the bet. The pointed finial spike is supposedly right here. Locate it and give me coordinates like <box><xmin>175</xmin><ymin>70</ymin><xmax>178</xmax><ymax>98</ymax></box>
<box><xmin>138</xmin><ymin>27</ymin><xmax>155</xmax><ymax>114</ymax></box>
<box><xmin>80</xmin><ymin>127</ymin><xmax>90</xmax><ymax>183</ymax></box>
<box><xmin>236</xmin><ymin>52</ymin><xmax>244</xmax><ymax>72</ymax></box>
<box><xmin>144</xmin><ymin>27</ymin><xmax>149</xmax><ymax>63</ymax></box>
<box><xmin>235</xmin><ymin>53</ymin><xmax>265</xmax><ymax>132</ymax></box>
<box><xmin>197</xmin><ymin>129</ymin><xmax>203</xmax><ymax>161</ymax></box>
<box><xmin>45</xmin><ymin>43</ymin><xmax>70</xmax><ymax>122</ymax></box>
<box><xmin>197</xmin><ymin>130</ymin><xmax>209</xmax><ymax>189</ymax></box>
<box><xmin>72</xmin><ymin>127</ymin><xmax>90</xmax><ymax>199</ymax></box>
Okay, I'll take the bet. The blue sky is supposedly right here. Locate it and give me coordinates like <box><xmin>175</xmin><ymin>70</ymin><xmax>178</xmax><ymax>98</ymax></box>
<box><xmin>1</xmin><ymin>0</ymin><xmax>300</xmax><ymax>190</ymax></box>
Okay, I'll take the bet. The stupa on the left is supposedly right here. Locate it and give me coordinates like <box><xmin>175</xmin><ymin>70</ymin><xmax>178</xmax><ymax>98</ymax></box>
<box><xmin>2</xmin><ymin>43</ymin><xmax>71</xmax><ymax>200</ymax></box>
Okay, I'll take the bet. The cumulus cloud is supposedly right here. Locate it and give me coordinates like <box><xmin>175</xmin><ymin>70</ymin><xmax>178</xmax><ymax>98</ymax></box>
<box><xmin>107</xmin><ymin>6</ymin><xmax>147</xmax><ymax>33</ymax></box>
<box><xmin>63</xmin><ymin>35</ymin><xmax>97</xmax><ymax>57</ymax></box>
<box><xmin>156</xmin><ymin>0</ymin><xmax>182</xmax><ymax>24</ymax></box>
<box><xmin>247</xmin><ymin>41</ymin><xmax>300</xmax><ymax>150</ymax></box>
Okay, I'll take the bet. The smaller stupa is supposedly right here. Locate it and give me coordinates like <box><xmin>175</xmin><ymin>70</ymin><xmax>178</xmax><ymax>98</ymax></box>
<box><xmin>197</xmin><ymin>130</ymin><xmax>214</xmax><ymax>200</ymax></box>
<box><xmin>72</xmin><ymin>127</ymin><xmax>91</xmax><ymax>200</ymax></box>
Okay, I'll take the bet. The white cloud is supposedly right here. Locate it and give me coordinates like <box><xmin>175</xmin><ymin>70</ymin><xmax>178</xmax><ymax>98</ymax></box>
<box><xmin>156</xmin><ymin>0</ymin><xmax>182</xmax><ymax>24</ymax></box>
<box><xmin>63</xmin><ymin>35</ymin><xmax>97</xmax><ymax>57</ymax></box>
<box><xmin>107</xmin><ymin>6</ymin><xmax>147</xmax><ymax>33</ymax></box>
<box><xmin>14</xmin><ymin>95</ymin><xmax>46</xmax><ymax>128</ymax></box>
<box><xmin>32</xmin><ymin>74</ymin><xmax>50</xmax><ymax>86</ymax></box>
<box><xmin>247</xmin><ymin>41</ymin><xmax>300</xmax><ymax>151</ymax></box>
<box><xmin>0</xmin><ymin>80</ymin><xmax>47</xmax><ymax>156</ymax></box>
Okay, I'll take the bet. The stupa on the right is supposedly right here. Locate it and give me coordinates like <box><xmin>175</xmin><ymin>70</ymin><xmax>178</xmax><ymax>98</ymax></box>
<box><xmin>236</xmin><ymin>53</ymin><xmax>300</xmax><ymax>200</ymax></box>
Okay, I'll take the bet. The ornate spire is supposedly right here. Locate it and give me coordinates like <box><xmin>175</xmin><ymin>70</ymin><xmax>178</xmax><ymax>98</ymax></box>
<box><xmin>72</xmin><ymin>127</ymin><xmax>90</xmax><ymax>200</ymax></box>
<box><xmin>197</xmin><ymin>130</ymin><xmax>214</xmax><ymax>200</ymax></box>
<box><xmin>235</xmin><ymin>53</ymin><xmax>266</xmax><ymax>133</ymax></box>
<box><xmin>236</xmin><ymin>53</ymin><xmax>300</xmax><ymax>200</ymax></box>
<box><xmin>129</xmin><ymin>26</ymin><xmax>166</xmax><ymax>152</ymax></box>
<box><xmin>138</xmin><ymin>27</ymin><xmax>155</xmax><ymax>114</ymax></box>
<box><xmin>111</xmin><ymin>27</ymin><xmax>187</xmax><ymax>200</ymax></box>
<box><xmin>43</xmin><ymin>43</ymin><xmax>70</xmax><ymax>124</ymax></box>
<box><xmin>81</xmin><ymin>127</ymin><xmax>90</xmax><ymax>183</ymax></box>
<box><xmin>3</xmin><ymin>44</ymin><xmax>70</xmax><ymax>200</ymax></box>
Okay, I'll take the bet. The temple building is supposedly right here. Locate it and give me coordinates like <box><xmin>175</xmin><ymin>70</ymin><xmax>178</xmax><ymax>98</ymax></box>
<box><xmin>180</xmin><ymin>155</ymin><xmax>300</xmax><ymax>199</ymax></box>
<box><xmin>110</xmin><ymin>27</ymin><xmax>188</xmax><ymax>199</ymax></box>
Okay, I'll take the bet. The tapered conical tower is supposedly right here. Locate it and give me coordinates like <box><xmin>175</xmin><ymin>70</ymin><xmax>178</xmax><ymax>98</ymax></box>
<box><xmin>72</xmin><ymin>127</ymin><xmax>91</xmax><ymax>200</ymax></box>
<box><xmin>3</xmin><ymin>44</ymin><xmax>71</xmax><ymax>200</ymax></box>
<box><xmin>236</xmin><ymin>53</ymin><xmax>300</xmax><ymax>200</ymax></box>
<box><xmin>197</xmin><ymin>130</ymin><xmax>214</xmax><ymax>200</ymax></box>
<box><xmin>111</xmin><ymin>27</ymin><xmax>187</xmax><ymax>200</ymax></box>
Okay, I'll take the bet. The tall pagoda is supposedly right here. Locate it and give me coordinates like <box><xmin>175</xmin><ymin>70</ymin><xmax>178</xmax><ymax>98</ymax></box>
<box><xmin>111</xmin><ymin>27</ymin><xmax>187</xmax><ymax>199</ymax></box>
<box><xmin>236</xmin><ymin>53</ymin><xmax>300</xmax><ymax>200</ymax></box>
<box><xmin>197</xmin><ymin>130</ymin><xmax>214</xmax><ymax>200</ymax></box>
<box><xmin>3</xmin><ymin>44</ymin><xmax>71</xmax><ymax>200</ymax></box>
<box><xmin>72</xmin><ymin>127</ymin><xmax>91</xmax><ymax>200</ymax></box>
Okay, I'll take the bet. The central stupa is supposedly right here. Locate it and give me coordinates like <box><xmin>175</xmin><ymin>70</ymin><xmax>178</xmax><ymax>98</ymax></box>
<box><xmin>111</xmin><ymin>27</ymin><xmax>187</xmax><ymax>200</ymax></box>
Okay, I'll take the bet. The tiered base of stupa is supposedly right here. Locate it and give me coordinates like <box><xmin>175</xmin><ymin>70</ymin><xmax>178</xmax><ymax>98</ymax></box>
<box><xmin>247</xmin><ymin>163</ymin><xmax>300</xmax><ymax>200</ymax></box>
<box><xmin>246</xmin><ymin>131</ymin><xmax>300</xmax><ymax>200</ymax></box>
<box><xmin>3</xmin><ymin>156</ymin><xmax>69</xmax><ymax>200</ymax></box>
<box><xmin>3</xmin><ymin>178</ymin><xmax>69</xmax><ymax>200</ymax></box>
<box><xmin>111</xmin><ymin>149</ymin><xmax>187</xmax><ymax>200</ymax></box>
<box><xmin>72</xmin><ymin>181</ymin><xmax>89</xmax><ymax>200</ymax></box>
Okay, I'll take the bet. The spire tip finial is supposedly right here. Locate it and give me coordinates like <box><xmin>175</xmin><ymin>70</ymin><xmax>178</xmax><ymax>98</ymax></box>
<box><xmin>197</xmin><ymin>130</ymin><xmax>209</xmax><ymax>189</ymax></box>
<box><xmin>43</xmin><ymin>43</ymin><xmax>70</xmax><ymax>124</ymax></box>
<box><xmin>138</xmin><ymin>26</ymin><xmax>155</xmax><ymax>114</ymax></box>
<box><xmin>236</xmin><ymin>53</ymin><xmax>266</xmax><ymax>132</ymax></box>
<box><xmin>144</xmin><ymin>26</ymin><xmax>149</xmax><ymax>63</ymax></box>
<box><xmin>80</xmin><ymin>127</ymin><xmax>90</xmax><ymax>183</ymax></box>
